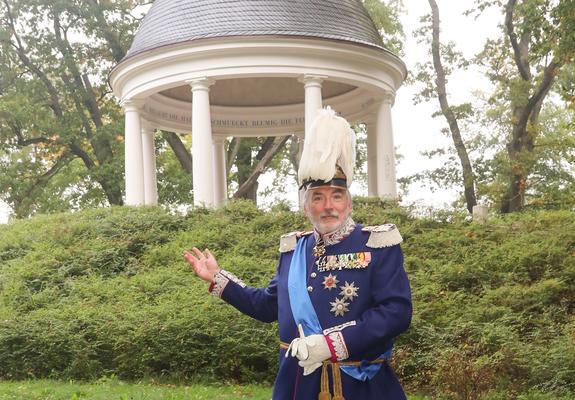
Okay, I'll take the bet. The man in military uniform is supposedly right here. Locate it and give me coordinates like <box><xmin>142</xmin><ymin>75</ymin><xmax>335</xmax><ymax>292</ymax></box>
<box><xmin>184</xmin><ymin>108</ymin><xmax>412</xmax><ymax>400</ymax></box>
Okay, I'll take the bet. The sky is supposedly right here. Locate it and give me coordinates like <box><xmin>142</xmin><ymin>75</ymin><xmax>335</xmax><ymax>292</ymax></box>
<box><xmin>0</xmin><ymin>0</ymin><xmax>502</xmax><ymax>224</ymax></box>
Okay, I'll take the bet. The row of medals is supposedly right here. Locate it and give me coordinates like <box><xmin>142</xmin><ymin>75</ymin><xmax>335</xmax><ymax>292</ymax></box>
<box><xmin>313</xmin><ymin>237</ymin><xmax>359</xmax><ymax>317</ymax></box>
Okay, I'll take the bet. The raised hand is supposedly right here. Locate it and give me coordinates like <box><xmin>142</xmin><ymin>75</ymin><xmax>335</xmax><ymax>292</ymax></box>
<box><xmin>183</xmin><ymin>247</ymin><xmax>221</xmax><ymax>282</ymax></box>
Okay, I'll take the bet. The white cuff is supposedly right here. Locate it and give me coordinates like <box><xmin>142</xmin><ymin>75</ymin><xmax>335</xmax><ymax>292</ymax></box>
<box><xmin>209</xmin><ymin>270</ymin><xmax>246</xmax><ymax>298</ymax></box>
<box><xmin>326</xmin><ymin>331</ymin><xmax>349</xmax><ymax>361</ymax></box>
<box><xmin>323</xmin><ymin>321</ymin><xmax>356</xmax><ymax>361</ymax></box>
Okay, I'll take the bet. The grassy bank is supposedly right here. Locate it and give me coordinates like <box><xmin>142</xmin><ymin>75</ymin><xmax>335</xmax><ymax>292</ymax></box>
<box><xmin>0</xmin><ymin>379</ymin><xmax>272</xmax><ymax>400</ymax></box>
<box><xmin>0</xmin><ymin>380</ymin><xmax>432</xmax><ymax>400</ymax></box>
<box><xmin>0</xmin><ymin>200</ymin><xmax>573</xmax><ymax>399</ymax></box>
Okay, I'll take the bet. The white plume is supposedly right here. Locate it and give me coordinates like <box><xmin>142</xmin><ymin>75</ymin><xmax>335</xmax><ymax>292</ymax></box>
<box><xmin>298</xmin><ymin>107</ymin><xmax>356</xmax><ymax>187</ymax></box>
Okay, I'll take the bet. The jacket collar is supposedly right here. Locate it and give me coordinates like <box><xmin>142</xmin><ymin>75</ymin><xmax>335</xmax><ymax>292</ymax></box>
<box><xmin>314</xmin><ymin>216</ymin><xmax>356</xmax><ymax>247</ymax></box>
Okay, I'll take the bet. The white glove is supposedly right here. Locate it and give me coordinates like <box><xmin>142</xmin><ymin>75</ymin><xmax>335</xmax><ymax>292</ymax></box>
<box><xmin>285</xmin><ymin>324</ymin><xmax>312</xmax><ymax>360</ymax></box>
<box><xmin>285</xmin><ymin>325</ymin><xmax>332</xmax><ymax>375</ymax></box>
<box><xmin>286</xmin><ymin>337</ymin><xmax>307</xmax><ymax>359</ymax></box>
<box><xmin>297</xmin><ymin>334</ymin><xmax>332</xmax><ymax>376</ymax></box>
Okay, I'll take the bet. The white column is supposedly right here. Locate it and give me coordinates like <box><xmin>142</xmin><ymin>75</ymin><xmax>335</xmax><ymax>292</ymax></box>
<box><xmin>298</xmin><ymin>75</ymin><xmax>326</xmax><ymax>208</ymax></box>
<box><xmin>141</xmin><ymin>121</ymin><xmax>158</xmax><ymax>205</ymax></box>
<box><xmin>122</xmin><ymin>99</ymin><xmax>145</xmax><ymax>206</ymax></box>
<box><xmin>212</xmin><ymin>136</ymin><xmax>227</xmax><ymax>207</ymax></box>
<box><xmin>366</xmin><ymin>119</ymin><xmax>378</xmax><ymax>197</ymax></box>
<box><xmin>188</xmin><ymin>78</ymin><xmax>215</xmax><ymax>208</ymax></box>
<box><xmin>376</xmin><ymin>93</ymin><xmax>398</xmax><ymax>199</ymax></box>
<box><xmin>300</xmin><ymin>74</ymin><xmax>327</xmax><ymax>137</ymax></box>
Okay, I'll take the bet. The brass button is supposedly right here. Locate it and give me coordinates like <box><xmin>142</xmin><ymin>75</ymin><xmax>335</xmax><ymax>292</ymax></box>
<box><xmin>307</xmin><ymin>286</ymin><xmax>313</xmax><ymax>292</ymax></box>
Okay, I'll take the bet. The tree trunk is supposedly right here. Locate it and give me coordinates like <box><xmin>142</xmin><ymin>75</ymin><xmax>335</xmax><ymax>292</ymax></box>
<box><xmin>429</xmin><ymin>0</ymin><xmax>477</xmax><ymax>213</ymax></box>
<box><xmin>12</xmin><ymin>154</ymin><xmax>72</xmax><ymax>217</ymax></box>
<box><xmin>233</xmin><ymin>136</ymin><xmax>290</xmax><ymax>200</ymax></box>
<box><xmin>234</xmin><ymin>139</ymin><xmax>262</xmax><ymax>202</ymax></box>
<box><xmin>99</xmin><ymin>179</ymin><xmax>124</xmax><ymax>206</ymax></box>
<box><xmin>500</xmin><ymin>0</ymin><xmax>562</xmax><ymax>212</ymax></box>
<box><xmin>163</xmin><ymin>131</ymin><xmax>193</xmax><ymax>173</ymax></box>
<box><xmin>288</xmin><ymin>136</ymin><xmax>301</xmax><ymax>174</ymax></box>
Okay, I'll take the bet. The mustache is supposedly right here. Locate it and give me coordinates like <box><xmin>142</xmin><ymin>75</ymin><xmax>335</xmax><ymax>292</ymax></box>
<box><xmin>320</xmin><ymin>212</ymin><xmax>339</xmax><ymax>218</ymax></box>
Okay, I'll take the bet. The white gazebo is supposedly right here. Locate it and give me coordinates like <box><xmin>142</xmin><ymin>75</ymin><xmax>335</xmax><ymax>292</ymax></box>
<box><xmin>110</xmin><ymin>0</ymin><xmax>407</xmax><ymax>207</ymax></box>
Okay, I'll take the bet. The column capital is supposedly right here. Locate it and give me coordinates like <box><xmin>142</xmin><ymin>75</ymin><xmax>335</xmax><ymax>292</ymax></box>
<box><xmin>120</xmin><ymin>98</ymin><xmax>145</xmax><ymax>112</ymax></box>
<box><xmin>298</xmin><ymin>74</ymin><xmax>328</xmax><ymax>88</ymax></box>
<box><xmin>380</xmin><ymin>91</ymin><xmax>395</xmax><ymax>105</ymax></box>
<box><xmin>141</xmin><ymin>120</ymin><xmax>155</xmax><ymax>134</ymax></box>
<box><xmin>360</xmin><ymin>99</ymin><xmax>379</xmax><ymax>123</ymax></box>
<box><xmin>363</xmin><ymin>116</ymin><xmax>377</xmax><ymax>126</ymax></box>
<box><xmin>186</xmin><ymin>77</ymin><xmax>216</xmax><ymax>91</ymax></box>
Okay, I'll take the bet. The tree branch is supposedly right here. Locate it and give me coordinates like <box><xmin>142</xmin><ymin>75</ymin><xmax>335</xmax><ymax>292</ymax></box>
<box><xmin>254</xmin><ymin>137</ymin><xmax>276</xmax><ymax>161</ymax></box>
<box><xmin>81</xmin><ymin>73</ymin><xmax>103</xmax><ymax>128</ymax></box>
<box><xmin>11</xmin><ymin>122</ymin><xmax>49</xmax><ymax>146</ymax></box>
<box><xmin>85</xmin><ymin>0</ymin><xmax>126</xmax><ymax>62</ymax></box>
<box><xmin>516</xmin><ymin>59</ymin><xmax>561</xmax><ymax>133</ymax></box>
<box><xmin>288</xmin><ymin>136</ymin><xmax>301</xmax><ymax>173</ymax></box>
<box><xmin>162</xmin><ymin>131</ymin><xmax>192</xmax><ymax>173</ymax></box>
<box><xmin>61</xmin><ymin>73</ymin><xmax>95</xmax><ymax>140</ymax></box>
<box><xmin>2</xmin><ymin>0</ymin><xmax>64</xmax><ymax>118</ymax></box>
<box><xmin>53</xmin><ymin>10</ymin><xmax>103</xmax><ymax>128</ymax></box>
<box><xmin>505</xmin><ymin>0</ymin><xmax>531</xmax><ymax>80</ymax></box>
<box><xmin>226</xmin><ymin>137</ymin><xmax>241</xmax><ymax>176</ymax></box>
<box><xmin>69</xmin><ymin>142</ymin><xmax>96</xmax><ymax>169</ymax></box>
<box><xmin>14</xmin><ymin>152</ymin><xmax>74</xmax><ymax>216</ymax></box>
<box><xmin>232</xmin><ymin>136</ymin><xmax>289</xmax><ymax>199</ymax></box>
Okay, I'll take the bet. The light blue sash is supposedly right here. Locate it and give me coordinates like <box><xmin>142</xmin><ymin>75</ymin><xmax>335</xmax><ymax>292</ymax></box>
<box><xmin>287</xmin><ymin>236</ymin><xmax>384</xmax><ymax>381</ymax></box>
<box><xmin>287</xmin><ymin>236</ymin><xmax>322</xmax><ymax>336</ymax></box>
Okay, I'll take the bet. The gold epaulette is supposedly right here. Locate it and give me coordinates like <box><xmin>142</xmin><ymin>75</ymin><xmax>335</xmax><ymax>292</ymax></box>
<box><xmin>279</xmin><ymin>230</ymin><xmax>313</xmax><ymax>253</ymax></box>
<box><xmin>362</xmin><ymin>224</ymin><xmax>403</xmax><ymax>248</ymax></box>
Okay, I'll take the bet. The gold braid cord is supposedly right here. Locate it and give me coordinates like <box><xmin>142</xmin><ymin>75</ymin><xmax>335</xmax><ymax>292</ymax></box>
<box><xmin>280</xmin><ymin>342</ymin><xmax>386</xmax><ymax>400</ymax></box>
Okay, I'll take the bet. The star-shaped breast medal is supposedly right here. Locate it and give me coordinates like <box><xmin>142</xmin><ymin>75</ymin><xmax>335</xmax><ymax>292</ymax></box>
<box><xmin>330</xmin><ymin>298</ymin><xmax>350</xmax><ymax>317</ymax></box>
<box><xmin>339</xmin><ymin>281</ymin><xmax>359</xmax><ymax>301</ymax></box>
<box><xmin>322</xmin><ymin>273</ymin><xmax>339</xmax><ymax>290</ymax></box>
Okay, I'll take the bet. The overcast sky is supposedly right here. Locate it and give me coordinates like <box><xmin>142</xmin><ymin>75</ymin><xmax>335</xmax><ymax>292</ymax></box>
<box><xmin>0</xmin><ymin>0</ymin><xmax>503</xmax><ymax>223</ymax></box>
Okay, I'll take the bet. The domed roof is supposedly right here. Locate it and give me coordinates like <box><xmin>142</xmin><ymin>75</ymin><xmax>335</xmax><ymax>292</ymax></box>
<box><xmin>126</xmin><ymin>0</ymin><xmax>386</xmax><ymax>58</ymax></box>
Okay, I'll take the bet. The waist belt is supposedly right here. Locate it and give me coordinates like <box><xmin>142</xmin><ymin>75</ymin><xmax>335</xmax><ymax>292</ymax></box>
<box><xmin>280</xmin><ymin>342</ymin><xmax>387</xmax><ymax>400</ymax></box>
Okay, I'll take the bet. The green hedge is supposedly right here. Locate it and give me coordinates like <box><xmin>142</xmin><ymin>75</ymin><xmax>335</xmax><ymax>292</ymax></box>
<box><xmin>0</xmin><ymin>200</ymin><xmax>573</xmax><ymax>399</ymax></box>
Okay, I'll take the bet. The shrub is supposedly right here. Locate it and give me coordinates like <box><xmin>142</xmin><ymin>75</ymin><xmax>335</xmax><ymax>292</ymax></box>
<box><xmin>0</xmin><ymin>202</ymin><xmax>573</xmax><ymax>399</ymax></box>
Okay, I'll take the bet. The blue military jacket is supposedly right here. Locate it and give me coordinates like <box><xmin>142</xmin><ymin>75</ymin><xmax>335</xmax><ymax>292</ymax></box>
<box><xmin>209</xmin><ymin>223</ymin><xmax>412</xmax><ymax>400</ymax></box>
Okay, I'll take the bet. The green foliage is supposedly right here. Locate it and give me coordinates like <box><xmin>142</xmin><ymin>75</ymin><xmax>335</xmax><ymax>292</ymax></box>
<box><xmin>0</xmin><ymin>202</ymin><xmax>573</xmax><ymax>400</ymax></box>
<box><xmin>398</xmin><ymin>209</ymin><xmax>575</xmax><ymax>398</ymax></box>
<box><xmin>408</xmin><ymin>1</ymin><xmax>575</xmax><ymax>212</ymax></box>
<box><xmin>0</xmin><ymin>0</ymin><xmax>141</xmax><ymax>215</ymax></box>
<box><xmin>0</xmin><ymin>203</ymin><xmax>291</xmax><ymax>384</ymax></box>
<box><xmin>154</xmin><ymin>135</ymin><xmax>194</xmax><ymax>207</ymax></box>
<box><xmin>362</xmin><ymin>0</ymin><xmax>406</xmax><ymax>55</ymax></box>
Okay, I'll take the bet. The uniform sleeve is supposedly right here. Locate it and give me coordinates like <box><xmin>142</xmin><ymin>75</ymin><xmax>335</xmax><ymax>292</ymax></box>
<box><xmin>324</xmin><ymin>245</ymin><xmax>412</xmax><ymax>360</ymax></box>
<box><xmin>209</xmin><ymin>269</ymin><xmax>278</xmax><ymax>323</ymax></box>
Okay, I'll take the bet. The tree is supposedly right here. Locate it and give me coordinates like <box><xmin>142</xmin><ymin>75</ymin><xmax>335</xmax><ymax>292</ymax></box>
<box><xmin>410</xmin><ymin>1</ymin><xmax>478</xmax><ymax>212</ymax></box>
<box><xmin>363</xmin><ymin>0</ymin><xmax>406</xmax><ymax>55</ymax></box>
<box><xmin>0</xmin><ymin>0</ymin><xmax>146</xmax><ymax>217</ymax></box>
<box><xmin>476</xmin><ymin>0</ymin><xmax>575</xmax><ymax>212</ymax></box>
<box><xmin>429</xmin><ymin>0</ymin><xmax>478</xmax><ymax>213</ymax></box>
<box><xmin>409</xmin><ymin>0</ymin><xmax>574</xmax><ymax>213</ymax></box>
